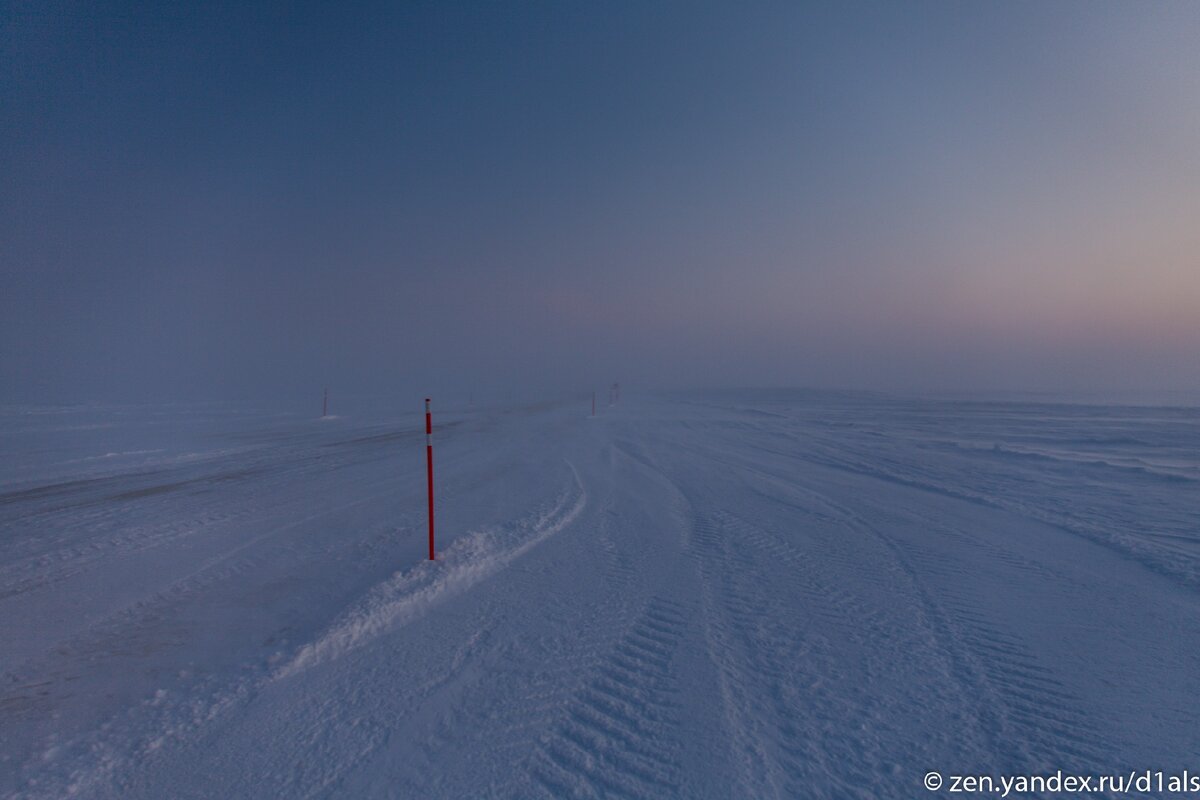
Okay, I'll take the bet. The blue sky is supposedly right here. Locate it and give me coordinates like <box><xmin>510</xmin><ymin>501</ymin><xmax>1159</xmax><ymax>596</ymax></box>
<box><xmin>3</xmin><ymin>1</ymin><xmax>1198</xmax><ymax>403</ymax></box>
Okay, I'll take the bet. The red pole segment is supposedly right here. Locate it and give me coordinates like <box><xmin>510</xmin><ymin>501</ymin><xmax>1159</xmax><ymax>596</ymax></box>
<box><xmin>425</xmin><ymin>398</ymin><xmax>435</xmax><ymax>560</ymax></box>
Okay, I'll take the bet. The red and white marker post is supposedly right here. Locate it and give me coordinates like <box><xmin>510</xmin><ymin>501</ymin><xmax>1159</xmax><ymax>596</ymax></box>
<box><xmin>425</xmin><ymin>398</ymin><xmax>435</xmax><ymax>560</ymax></box>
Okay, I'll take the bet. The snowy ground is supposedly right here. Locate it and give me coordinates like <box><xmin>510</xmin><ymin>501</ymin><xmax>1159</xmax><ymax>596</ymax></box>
<box><xmin>2</xmin><ymin>392</ymin><xmax>1198</xmax><ymax>798</ymax></box>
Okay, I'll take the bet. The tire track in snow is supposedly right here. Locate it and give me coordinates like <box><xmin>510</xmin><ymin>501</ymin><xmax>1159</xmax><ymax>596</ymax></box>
<box><xmin>609</xmin><ymin>438</ymin><xmax>824</xmax><ymax>797</ymax></box>
<box><xmin>596</xmin><ymin>514</ymin><xmax>637</xmax><ymax>591</ymax></box>
<box><xmin>791</xmin><ymin>494</ymin><xmax>1108</xmax><ymax>772</ymax></box>
<box><xmin>525</xmin><ymin>597</ymin><xmax>692</xmax><ymax>800</ymax></box>
<box><xmin>888</xmin><ymin>532</ymin><xmax>1111</xmax><ymax>770</ymax></box>
<box><xmin>688</xmin><ymin>510</ymin><xmax>892</xmax><ymax>799</ymax></box>
<box><xmin>608</xmin><ymin>437</ymin><xmax>819</xmax><ymax>798</ymax></box>
<box><xmin>635</xmin><ymin>432</ymin><xmax>992</xmax><ymax>796</ymax></box>
<box><xmin>509</xmin><ymin>441</ymin><xmax>713</xmax><ymax>799</ymax></box>
<box><xmin>665</xmin><ymin>428</ymin><xmax>1115</xmax><ymax>771</ymax></box>
<box><xmin>727</xmin><ymin>454</ymin><xmax>1112</xmax><ymax>774</ymax></box>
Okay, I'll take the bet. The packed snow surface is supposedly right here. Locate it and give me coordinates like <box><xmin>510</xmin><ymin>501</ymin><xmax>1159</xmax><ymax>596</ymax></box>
<box><xmin>2</xmin><ymin>392</ymin><xmax>1198</xmax><ymax>798</ymax></box>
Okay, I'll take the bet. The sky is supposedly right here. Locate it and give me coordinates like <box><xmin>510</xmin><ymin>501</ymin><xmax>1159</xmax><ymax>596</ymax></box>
<box><xmin>3</xmin><ymin>1</ymin><xmax>1199</xmax><ymax>405</ymax></box>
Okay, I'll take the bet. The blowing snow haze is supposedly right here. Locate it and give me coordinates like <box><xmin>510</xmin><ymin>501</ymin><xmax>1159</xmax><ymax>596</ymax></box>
<box><xmin>3</xmin><ymin>2</ymin><xmax>1200</xmax><ymax>403</ymax></box>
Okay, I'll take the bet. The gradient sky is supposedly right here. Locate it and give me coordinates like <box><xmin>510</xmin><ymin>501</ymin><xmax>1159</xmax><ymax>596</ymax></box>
<box><xmin>3</xmin><ymin>1</ymin><xmax>1199</xmax><ymax>404</ymax></box>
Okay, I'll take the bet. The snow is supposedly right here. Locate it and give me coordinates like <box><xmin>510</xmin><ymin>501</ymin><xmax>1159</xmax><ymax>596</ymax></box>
<box><xmin>2</xmin><ymin>392</ymin><xmax>1198</xmax><ymax>798</ymax></box>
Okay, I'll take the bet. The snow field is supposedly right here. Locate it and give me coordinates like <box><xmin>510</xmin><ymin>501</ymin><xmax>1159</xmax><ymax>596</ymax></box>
<box><xmin>2</xmin><ymin>393</ymin><xmax>1198</xmax><ymax>798</ymax></box>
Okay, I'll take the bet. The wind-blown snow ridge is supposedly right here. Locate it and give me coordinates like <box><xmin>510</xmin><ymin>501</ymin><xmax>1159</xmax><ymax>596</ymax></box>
<box><xmin>278</xmin><ymin>460</ymin><xmax>585</xmax><ymax>679</ymax></box>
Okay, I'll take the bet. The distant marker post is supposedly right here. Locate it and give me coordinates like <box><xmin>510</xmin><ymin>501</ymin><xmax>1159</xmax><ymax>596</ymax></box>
<box><xmin>425</xmin><ymin>397</ymin><xmax>435</xmax><ymax>560</ymax></box>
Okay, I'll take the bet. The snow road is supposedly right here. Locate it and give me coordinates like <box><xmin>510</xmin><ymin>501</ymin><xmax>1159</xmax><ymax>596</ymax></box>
<box><xmin>2</xmin><ymin>393</ymin><xmax>1198</xmax><ymax>798</ymax></box>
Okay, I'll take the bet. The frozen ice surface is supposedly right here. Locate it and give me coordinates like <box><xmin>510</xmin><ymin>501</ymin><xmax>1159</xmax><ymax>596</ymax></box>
<box><xmin>2</xmin><ymin>392</ymin><xmax>1198</xmax><ymax>798</ymax></box>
